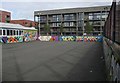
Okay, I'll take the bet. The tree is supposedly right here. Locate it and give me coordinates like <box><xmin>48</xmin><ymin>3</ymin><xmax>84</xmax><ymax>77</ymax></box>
<box><xmin>60</xmin><ymin>23</ymin><xmax>64</xmax><ymax>36</ymax></box>
<box><xmin>85</xmin><ymin>19</ymin><xmax>93</xmax><ymax>35</ymax></box>
<box><xmin>44</xmin><ymin>23</ymin><xmax>50</xmax><ymax>35</ymax></box>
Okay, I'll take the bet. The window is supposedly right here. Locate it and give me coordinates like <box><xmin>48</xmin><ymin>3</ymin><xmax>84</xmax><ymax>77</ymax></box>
<box><xmin>52</xmin><ymin>23</ymin><xmax>61</xmax><ymax>27</ymax></box>
<box><xmin>52</xmin><ymin>15</ymin><xmax>61</xmax><ymax>21</ymax></box>
<box><xmin>93</xmin><ymin>15</ymin><xmax>101</xmax><ymax>20</ymax></box>
<box><xmin>64</xmin><ymin>14</ymin><xmax>75</xmax><ymax>21</ymax></box>
<box><xmin>78</xmin><ymin>21</ymin><xmax>84</xmax><ymax>27</ymax></box>
<box><xmin>93</xmin><ymin>21</ymin><xmax>101</xmax><ymax>25</ymax></box>
<box><xmin>40</xmin><ymin>16</ymin><xmax>46</xmax><ymax>22</ymax></box>
<box><xmin>19</xmin><ymin>30</ymin><xmax>21</xmax><ymax>35</ymax></box>
<box><xmin>7</xmin><ymin>30</ymin><xmax>10</xmax><ymax>36</ymax></box>
<box><xmin>70</xmin><ymin>22</ymin><xmax>74</xmax><ymax>26</ymax></box>
<box><xmin>0</xmin><ymin>30</ymin><xmax>2</xmax><ymax>35</ymax></box>
<box><xmin>64</xmin><ymin>22</ymin><xmax>69</xmax><ymax>26</ymax></box>
<box><xmin>102</xmin><ymin>14</ymin><xmax>108</xmax><ymax>20</ymax></box>
<box><xmin>79</xmin><ymin>13</ymin><xmax>84</xmax><ymax>20</ymax></box>
<box><xmin>13</xmin><ymin>30</ymin><xmax>15</xmax><ymax>35</ymax></box>
<box><xmin>89</xmin><ymin>16</ymin><xmax>93</xmax><ymax>20</ymax></box>
<box><xmin>10</xmin><ymin>30</ymin><xmax>12</xmax><ymax>35</ymax></box>
<box><xmin>3</xmin><ymin>30</ymin><xmax>6</xmax><ymax>35</ymax></box>
<box><xmin>89</xmin><ymin>13</ymin><xmax>93</xmax><ymax>16</ymax></box>
<box><xmin>17</xmin><ymin>30</ymin><xmax>18</xmax><ymax>35</ymax></box>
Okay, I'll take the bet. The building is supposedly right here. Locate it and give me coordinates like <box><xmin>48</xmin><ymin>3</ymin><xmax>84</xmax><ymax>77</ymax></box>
<box><xmin>10</xmin><ymin>19</ymin><xmax>38</xmax><ymax>28</ymax></box>
<box><xmin>0</xmin><ymin>9</ymin><xmax>11</xmax><ymax>23</ymax></box>
<box><xmin>34</xmin><ymin>6</ymin><xmax>111</xmax><ymax>36</ymax></box>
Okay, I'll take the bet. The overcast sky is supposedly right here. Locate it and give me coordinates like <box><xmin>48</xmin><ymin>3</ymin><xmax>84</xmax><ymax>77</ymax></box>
<box><xmin>1</xmin><ymin>0</ymin><xmax>112</xmax><ymax>21</ymax></box>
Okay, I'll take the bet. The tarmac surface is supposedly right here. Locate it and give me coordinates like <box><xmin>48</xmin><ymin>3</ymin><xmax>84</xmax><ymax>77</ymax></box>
<box><xmin>2</xmin><ymin>41</ymin><xmax>106</xmax><ymax>81</ymax></box>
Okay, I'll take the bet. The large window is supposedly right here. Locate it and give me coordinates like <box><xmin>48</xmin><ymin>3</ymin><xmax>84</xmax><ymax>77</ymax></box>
<box><xmin>52</xmin><ymin>23</ymin><xmax>61</xmax><ymax>27</ymax></box>
<box><xmin>79</xmin><ymin>13</ymin><xmax>84</xmax><ymax>20</ymax></box>
<box><xmin>78</xmin><ymin>21</ymin><xmax>84</xmax><ymax>27</ymax></box>
<box><xmin>89</xmin><ymin>12</ymin><xmax>102</xmax><ymax>20</ymax></box>
<box><xmin>89</xmin><ymin>16</ymin><xmax>94</xmax><ymax>20</ymax></box>
<box><xmin>93</xmin><ymin>21</ymin><xmax>101</xmax><ymax>25</ymax></box>
<box><xmin>70</xmin><ymin>22</ymin><xmax>74</xmax><ymax>26</ymax></box>
<box><xmin>64</xmin><ymin>22</ymin><xmax>69</xmax><ymax>26</ymax></box>
<box><xmin>93</xmin><ymin>15</ymin><xmax>101</xmax><ymax>20</ymax></box>
<box><xmin>52</xmin><ymin>15</ymin><xmax>61</xmax><ymax>22</ymax></box>
<box><xmin>64</xmin><ymin>14</ymin><xmax>75</xmax><ymax>21</ymax></box>
<box><xmin>64</xmin><ymin>22</ymin><xmax>74</xmax><ymax>27</ymax></box>
<box><xmin>102</xmin><ymin>14</ymin><xmax>108</xmax><ymax>20</ymax></box>
<box><xmin>40</xmin><ymin>16</ymin><xmax>46</xmax><ymax>22</ymax></box>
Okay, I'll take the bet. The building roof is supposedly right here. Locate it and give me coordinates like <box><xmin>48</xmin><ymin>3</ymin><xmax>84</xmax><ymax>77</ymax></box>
<box><xmin>0</xmin><ymin>8</ymin><xmax>11</xmax><ymax>13</ymax></box>
<box><xmin>34</xmin><ymin>5</ymin><xmax>111</xmax><ymax>15</ymax></box>
<box><xmin>0</xmin><ymin>22</ymin><xmax>37</xmax><ymax>30</ymax></box>
<box><xmin>11</xmin><ymin>19</ymin><xmax>35</xmax><ymax>22</ymax></box>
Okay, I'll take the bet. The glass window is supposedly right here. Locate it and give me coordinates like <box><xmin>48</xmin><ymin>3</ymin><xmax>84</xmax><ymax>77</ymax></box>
<box><xmin>0</xmin><ymin>30</ymin><xmax>2</xmax><ymax>35</ymax></box>
<box><xmin>70</xmin><ymin>22</ymin><xmax>74</xmax><ymax>26</ymax></box>
<box><xmin>78</xmin><ymin>21</ymin><xmax>84</xmax><ymax>27</ymax></box>
<box><xmin>17</xmin><ymin>30</ymin><xmax>18</xmax><ymax>35</ymax></box>
<box><xmin>64</xmin><ymin>14</ymin><xmax>75</xmax><ymax>21</ymax></box>
<box><xmin>7</xmin><ymin>30</ymin><xmax>9</xmax><ymax>36</ymax></box>
<box><xmin>13</xmin><ymin>30</ymin><xmax>15</xmax><ymax>35</ymax></box>
<box><xmin>52</xmin><ymin>15</ymin><xmax>61</xmax><ymax>21</ymax></box>
<box><xmin>10</xmin><ymin>30</ymin><xmax>12</xmax><ymax>35</ymax></box>
<box><xmin>19</xmin><ymin>30</ymin><xmax>21</xmax><ymax>35</ymax></box>
<box><xmin>89</xmin><ymin>16</ymin><xmax>93</xmax><ymax>20</ymax></box>
<box><xmin>79</xmin><ymin>13</ymin><xmax>84</xmax><ymax>20</ymax></box>
<box><xmin>3</xmin><ymin>30</ymin><xmax>5</xmax><ymax>35</ymax></box>
<box><xmin>40</xmin><ymin>16</ymin><xmax>46</xmax><ymax>22</ymax></box>
<box><xmin>102</xmin><ymin>14</ymin><xmax>108</xmax><ymax>20</ymax></box>
<box><xmin>57</xmin><ymin>23</ymin><xmax>61</xmax><ymax>27</ymax></box>
<box><xmin>64</xmin><ymin>22</ymin><xmax>69</xmax><ymax>26</ymax></box>
<box><xmin>93</xmin><ymin>21</ymin><xmax>101</xmax><ymax>25</ymax></box>
<box><xmin>89</xmin><ymin>13</ymin><xmax>93</xmax><ymax>16</ymax></box>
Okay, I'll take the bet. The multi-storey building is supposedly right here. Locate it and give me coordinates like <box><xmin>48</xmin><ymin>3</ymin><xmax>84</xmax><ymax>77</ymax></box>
<box><xmin>34</xmin><ymin>6</ymin><xmax>110</xmax><ymax>36</ymax></box>
<box><xmin>0</xmin><ymin>9</ymin><xmax>11</xmax><ymax>23</ymax></box>
<box><xmin>10</xmin><ymin>19</ymin><xmax>38</xmax><ymax>28</ymax></box>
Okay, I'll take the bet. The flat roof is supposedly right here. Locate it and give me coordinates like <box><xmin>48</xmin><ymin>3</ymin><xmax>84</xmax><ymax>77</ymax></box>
<box><xmin>0</xmin><ymin>22</ymin><xmax>37</xmax><ymax>30</ymax></box>
<box><xmin>34</xmin><ymin>5</ymin><xmax>111</xmax><ymax>15</ymax></box>
<box><xmin>0</xmin><ymin>8</ymin><xmax>11</xmax><ymax>13</ymax></box>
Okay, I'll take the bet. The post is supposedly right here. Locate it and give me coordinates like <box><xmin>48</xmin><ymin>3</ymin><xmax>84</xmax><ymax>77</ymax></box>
<box><xmin>39</xmin><ymin>13</ymin><xmax>41</xmax><ymax>36</ymax></box>
<box><xmin>83</xmin><ymin>12</ymin><xmax>85</xmax><ymax>36</ymax></box>
<box><xmin>76</xmin><ymin>13</ymin><xmax>78</xmax><ymax>36</ymax></box>
<box><xmin>100</xmin><ymin>11</ymin><xmax>103</xmax><ymax>35</ymax></box>
<box><xmin>103</xmin><ymin>7</ymin><xmax>108</xmax><ymax>35</ymax></box>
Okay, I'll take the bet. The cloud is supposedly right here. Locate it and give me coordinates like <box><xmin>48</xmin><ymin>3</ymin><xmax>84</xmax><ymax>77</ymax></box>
<box><xmin>2</xmin><ymin>0</ymin><xmax>112</xmax><ymax>2</ymax></box>
<box><xmin>2</xmin><ymin>2</ymin><xmax>112</xmax><ymax>21</ymax></box>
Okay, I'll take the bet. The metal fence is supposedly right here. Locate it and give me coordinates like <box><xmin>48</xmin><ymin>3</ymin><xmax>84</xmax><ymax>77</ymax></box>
<box><xmin>104</xmin><ymin>0</ymin><xmax>120</xmax><ymax>44</ymax></box>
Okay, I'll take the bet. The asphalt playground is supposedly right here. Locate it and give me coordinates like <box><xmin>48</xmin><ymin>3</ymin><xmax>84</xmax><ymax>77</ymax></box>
<box><xmin>2</xmin><ymin>41</ymin><xmax>106</xmax><ymax>81</ymax></box>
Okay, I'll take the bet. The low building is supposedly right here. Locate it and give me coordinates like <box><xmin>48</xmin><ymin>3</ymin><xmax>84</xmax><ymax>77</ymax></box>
<box><xmin>10</xmin><ymin>19</ymin><xmax>38</xmax><ymax>28</ymax></box>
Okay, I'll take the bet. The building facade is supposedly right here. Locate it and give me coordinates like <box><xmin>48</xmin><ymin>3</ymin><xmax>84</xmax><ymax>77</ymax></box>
<box><xmin>34</xmin><ymin>6</ymin><xmax>110</xmax><ymax>36</ymax></box>
<box><xmin>0</xmin><ymin>10</ymin><xmax>11</xmax><ymax>23</ymax></box>
<box><xmin>10</xmin><ymin>20</ymin><xmax>38</xmax><ymax>28</ymax></box>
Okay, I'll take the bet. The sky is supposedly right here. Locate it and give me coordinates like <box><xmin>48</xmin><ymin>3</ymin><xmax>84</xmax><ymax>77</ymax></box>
<box><xmin>1</xmin><ymin>0</ymin><xmax>113</xmax><ymax>21</ymax></box>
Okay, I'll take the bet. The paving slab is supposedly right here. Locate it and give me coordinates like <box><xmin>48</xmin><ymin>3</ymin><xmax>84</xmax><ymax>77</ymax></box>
<box><xmin>2</xmin><ymin>41</ymin><xmax>106</xmax><ymax>81</ymax></box>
